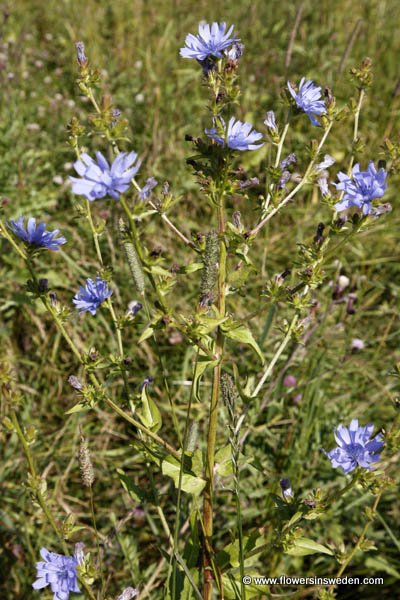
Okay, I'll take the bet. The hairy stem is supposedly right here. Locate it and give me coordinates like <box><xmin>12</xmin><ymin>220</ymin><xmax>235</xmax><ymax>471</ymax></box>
<box><xmin>203</xmin><ymin>202</ymin><xmax>227</xmax><ymax>600</ymax></box>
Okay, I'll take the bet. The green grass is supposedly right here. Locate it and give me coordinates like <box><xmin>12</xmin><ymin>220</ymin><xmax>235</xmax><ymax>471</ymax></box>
<box><xmin>1</xmin><ymin>1</ymin><xmax>400</xmax><ymax>598</ymax></box>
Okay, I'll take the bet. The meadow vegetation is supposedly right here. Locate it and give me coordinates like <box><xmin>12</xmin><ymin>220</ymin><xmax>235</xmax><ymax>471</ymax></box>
<box><xmin>1</xmin><ymin>1</ymin><xmax>400</xmax><ymax>599</ymax></box>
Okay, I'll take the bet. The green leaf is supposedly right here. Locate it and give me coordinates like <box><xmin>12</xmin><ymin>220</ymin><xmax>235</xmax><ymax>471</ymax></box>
<box><xmin>232</xmin><ymin>364</ymin><xmax>257</xmax><ymax>404</ymax></box>
<box><xmin>177</xmin><ymin>262</ymin><xmax>204</xmax><ymax>274</ymax></box>
<box><xmin>193</xmin><ymin>355</ymin><xmax>218</xmax><ymax>402</ymax></box>
<box><xmin>161</xmin><ymin>455</ymin><xmax>206</xmax><ymax>495</ymax></box>
<box><xmin>196</xmin><ymin>315</ymin><xmax>228</xmax><ymax>336</ymax></box>
<box><xmin>137</xmin><ymin>386</ymin><xmax>162</xmax><ymax>432</ymax></box>
<box><xmin>286</xmin><ymin>537</ymin><xmax>333</xmax><ymax>556</ymax></box>
<box><xmin>228</xmin><ymin>263</ymin><xmax>256</xmax><ymax>289</ymax></box>
<box><xmin>117</xmin><ymin>469</ymin><xmax>149</xmax><ymax>504</ymax></box>
<box><xmin>148</xmin><ymin>265</ymin><xmax>174</xmax><ymax>277</ymax></box>
<box><xmin>138</xmin><ymin>325</ymin><xmax>154</xmax><ymax>343</ymax></box>
<box><xmin>221</xmin><ymin>572</ymin><xmax>269</xmax><ymax>599</ymax></box>
<box><xmin>284</xmin><ymin>511</ymin><xmax>304</xmax><ymax>530</ymax></box>
<box><xmin>221</xmin><ymin>319</ymin><xmax>264</xmax><ymax>364</ymax></box>
<box><xmin>215</xmin><ymin>445</ymin><xmax>233</xmax><ymax>477</ymax></box>
<box><xmin>65</xmin><ymin>400</ymin><xmax>93</xmax><ymax>415</ymax></box>
<box><xmin>365</xmin><ymin>556</ymin><xmax>400</xmax><ymax>579</ymax></box>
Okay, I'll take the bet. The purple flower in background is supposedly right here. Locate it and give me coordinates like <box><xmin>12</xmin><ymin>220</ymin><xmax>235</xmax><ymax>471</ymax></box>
<box><xmin>279</xmin><ymin>478</ymin><xmax>293</xmax><ymax>500</ymax></box>
<box><xmin>70</xmin><ymin>151</ymin><xmax>140</xmax><ymax>201</ymax></box>
<box><xmin>117</xmin><ymin>588</ymin><xmax>139</xmax><ymax>600</ymax></box>
<box><xmin>334</xmin><ymin>162</ymin><xmax>388</xmax><ymax>215</ymax></box>
<box><xmin>32</xmin><ymin>547</ymin><xmax>80</xmax><ymax>600</ymax></box>
<box><xmin>280</xmin><ymin>153</ymin><xmax>297</xmax><ymax>169</ymax></box>
<box><xmin>315</xmin><ymin>154</ymin><xmax>335</xmax><ymax>171</ymax></box>
<box><xmin>73</xmin><ymin>276</ymin><xmax>112</xmax><ymax>315</ymax></box>
<box><xmin>180</xmin><ymin>22</ymin><xmax>239</xmax><ymax>61</ymax></box>
<box><xmin>139</xmin><ymin>177</ymin><xmax>158</xmax><ymax>200</ymax></box>
<box><xmin>287</xmin><ymin>78</ymin><xmax>326</xmax><ymax>126</ymax></box>
<box><xmin>205</xmin><ymin>117</ymin><xmax>264</xmax><ymax>151</ymax></box>
<box><xmin>225</xmin><ymin>42</ymin><xmax>244</xmax><ymax>62</ymax></box>
<box><xmin>8</xmin><ymin>217</ymin><xmax>66</xmax><ymax>250</ymax></box>
<box><xmin>139</xmin><ymin>376</ymin><xmax>154</xmax><ymax>392</ymax></box>
<box><xmin>127</xmin><ymin>300</ymin><xmax>143</xmax><ymax>316</ymax></box>
<box><xmin>264</xmin><ymin>111</ymin><xmax>277</xmax><ymax>131</ymax></box>
<box><xmin>318</xmin><ymin>177</ymin><xmax>329</xmax><ymax>197</ymax></box>
<box><xmin>322</xmin><ymin>419</ymin><xmax>383</xmax><ymax>474</ymax></box>
<box><xmin>75</xmin><ymin>41</ymin><xmax>87</xmax><ymax>66</ymax></box>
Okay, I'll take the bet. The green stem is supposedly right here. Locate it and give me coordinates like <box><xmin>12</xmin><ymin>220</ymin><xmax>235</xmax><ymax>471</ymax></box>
<box><xmin>251</xmin><ymin>122</ymin><xmax>333</xmax><ymax>236</ymax></box>
<box><xmin>0</xmin><ymin>221</ymin><xmax>27</xmax><ymax>260</ymax></box>
<box><xmin>10</xmin><ymin>410</ymin><xmax>69</xmax><ymax>554</ymax></box>
<box><xmin>79</xmin><ymin>577</ymin><xmax>97</xmax><ymax>600</ymax></box>
<box><xmin>23</xmin><ymin>258</ymin><xmax>180</xmax><ymax>460</ymax></box>
<box><xmin>203</xmin><ymin>200</ymin><xmax>227</xmax><ymax>600</ymax></box>
<box><xmin>252</xmin><ymin>314</ymin><xmax>298</xmax><ymax>398</ymax></box>
<box><xmin>119</xmin><ymin>194</ymin><xmax>168</xmax><ymax>313</ymax></box>
<box><xmin>84</xmin><ymin>199</ymin><xmax>130</xmax><ymax>399</ymax></box>
<box><xmin>264</xmin><ymin>121</ymin><xmax>290</xmax><ymax>211</ymax></box>
<box><xmin>89</xmin><ymin>486</ymin><xmax>105</xmax><ymax>596</ymax></box>
<box><xmin>330</xmin><ymin>493</ymin><xmax>381</xmax><ymax>592</ymax></box>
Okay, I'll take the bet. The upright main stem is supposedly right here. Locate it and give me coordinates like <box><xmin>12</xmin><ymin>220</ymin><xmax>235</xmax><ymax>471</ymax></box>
<box><xmin>203</xmin><ymin>203</ymin><xmax>226</xmax><ymax>599</ymax></box>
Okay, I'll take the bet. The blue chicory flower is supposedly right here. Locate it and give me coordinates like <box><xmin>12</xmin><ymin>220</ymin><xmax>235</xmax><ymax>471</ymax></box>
<box><xmin>287</xmin><ymin>78</ymin><xmax>326</xmax><ymax>126</ymax></box>
<box><xmin>322</xmin><ymin>418</ymin><xmax>383</xmax><ymax>474</ymax></box>
<box><xmin>205</xmin><ymin>117</ymin><xmax>264</xmax><ymax>151</ymax></box>
<box><xmin>334</xmin><ymin>161</ymin><xmax>388</xmax><ymax>215</ymax></box>
<box><xmin>138</xmin><ymin>177</ymin><xmax>158</xmax><ymax>200</ymax></box>
<box><xmin>32</xmin><ymin>547</ymin><xmax>81</xmax><ymax>600</ymax></box>
<box><xmin>73</xmin><ymin>276</ymin><xmax>112</xmax><ymax>315</ymax></box>
<box><xmin>8</xmin><ymin>216</ymin><xmax>66</xmax><ymax>250</ymax></box>
<box><xmin>70</xmin><ymin>151</ymin><xmax>140</xmax><ymax>201</ymax></box>
<box><xmin>180</xmin><ymin>22</ymin><xmax>239</xmax><ymax>62</ymax></box>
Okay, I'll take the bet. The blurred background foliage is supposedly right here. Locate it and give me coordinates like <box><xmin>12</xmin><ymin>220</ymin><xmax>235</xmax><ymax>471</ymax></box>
<box><xmin>1</xmin><ymin>0</ymin><xmax>399</xmax><ymax>598</ymax></box>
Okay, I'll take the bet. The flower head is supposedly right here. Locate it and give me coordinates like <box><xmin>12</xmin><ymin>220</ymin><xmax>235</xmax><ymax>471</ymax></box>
<box><xmin>334</xmin><ymin>162</ymin><xmax>388</xmax><ymax>215</ymax></box>
<box><xmin>279</xmin><ymin>478</ymin><xmax>293</xmax><ymax>500</ymax></box>
<box><xmin>264</xmin><ymin>111</ymin><xmax>277</xmax><ymax>131</ymax></box>
<box><xmin>205</xmin><ymin>117</ymin><xmax>264</xmax><ymax>151</ymax></box>
<box><xmin>287</xmin><ymin>78</ymin><xmax>326</xmax><ymax>126</ymax></box>
<box><xmin>315</xmin><ymin>154</ymin><xmax>335</xmax><ymax>171</ymax></box>
<box><xmin>75</xmin><ymin>41</ymin><xmax>87</xmax><ymax>67</ymax></box>
<box><xmin>118</xmin><ymin>588</ymin><xmax>139</xmax><ymax>600</ymax></box>
<box><xmin>138</xmin><ymin>177</ymin><xmax>158</xmax><ymax>200</ymax></box>
<box><xmin>73</xmin><ymin>276</ymin><xmax>112</xmax><ymax>315</ymax></box>
<box><xmin>180</xmin><ymin>22</ymin><xmax>239</xmax><ymax>62</ymax></box>
<box><xmin>322</xmin><ymin>418</ymin><xmax>383</xmax><ymax>474</ymax></box>
<box><xmin>280</xmin><ymin>153</ymin><xmax>297</xmax><ymax>169</ymax></box>
<box><xmin>70</xmin><ymin>151</ymin><xmax>140</xmax><ymax>201</ymax></box>
<box><xmin>32</xmin><ymin>547</ymin><xmax>80</xmax><ymax>600</ymax></box>
<box><xmin>318</xmin><ymin>177</ymin><xmax>330</xmax><ymax>197</ymax></box>
<box><xmin>8</xmin><ymin>217</ymin><xmax>66</xmax><ymax>250</ymax></box>
<box><xmin>225</xmin><ymin>42</ymin><xmax>244</xmax><ymax>62</ymax></box>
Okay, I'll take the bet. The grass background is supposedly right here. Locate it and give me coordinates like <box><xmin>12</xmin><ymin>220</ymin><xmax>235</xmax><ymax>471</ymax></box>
<box><xmin>1</xmin><ymin>0</ymin><xmax>399</xmax><ymax>598</ymax></box>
